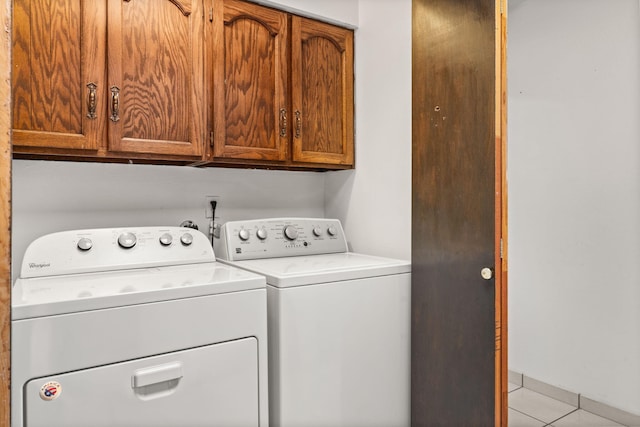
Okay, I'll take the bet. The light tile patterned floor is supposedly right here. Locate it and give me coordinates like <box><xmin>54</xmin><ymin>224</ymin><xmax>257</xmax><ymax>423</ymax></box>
<box><xmin>508</xmin><ymin>383</ymin><xmax>627</xmax><ymax>427</ymax></box>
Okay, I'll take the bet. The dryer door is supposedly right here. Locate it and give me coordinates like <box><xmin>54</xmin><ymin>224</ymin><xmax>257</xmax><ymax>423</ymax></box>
<box><xmin>24</xmin><ymin>338</ymin><xmax>259</xmax><ymax>427</ymax></box>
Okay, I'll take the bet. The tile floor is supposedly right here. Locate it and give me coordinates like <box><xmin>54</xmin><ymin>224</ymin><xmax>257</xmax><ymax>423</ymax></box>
<box><xmin>508</xmin><ymin>383</ymin><xmax>628</xmax><ymax>427</ymax></box>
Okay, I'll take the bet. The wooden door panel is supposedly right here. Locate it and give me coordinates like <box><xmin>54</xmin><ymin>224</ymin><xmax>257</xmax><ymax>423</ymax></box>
<box><xmin>108</xmin><ymin>0</ymin><xmax>204</xmax><ymax>157</ymax></box>
<box><xmin>412</xmin><ymin>0</ymin><xmax>499</xmax><ymax>425</ymax></box>
<box><xmin>224</xmin><ymin>17</ymin><xmax>278</xmax><ymax>150</ymax></box>
<box><xmin>121</xmin><ymin>1</ymin><xmax>191</xmax><ymax>143</ymax></box>
<box><xmin>301</xmin><ymin>37</ymin><xmax>343</xmax><ymax>154</ymax></box>
<box><xmin>12</xmin><ymin>0</ymin><xmax>105</xmax><ymax>151</ymax></box>
<box><xmin>291</xmin><ymin>17</ymin><xmax>353</xmax><ymax>166</ymax></box>
<box><xmin>212</xmin><ymin>0</ymin><xmax>288</xmax><ymax>161</ymax></box>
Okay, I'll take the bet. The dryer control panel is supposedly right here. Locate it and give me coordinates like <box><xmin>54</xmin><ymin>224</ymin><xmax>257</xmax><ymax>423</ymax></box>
<box><xmin>216</xmin><ymin>218</ymin><xmax>348</xmax><ymax>261</ymax></box>
<box><xmin>20</xmin><ymin>227</ymin><xmax>214</xmax><ymax>278</ymax></box>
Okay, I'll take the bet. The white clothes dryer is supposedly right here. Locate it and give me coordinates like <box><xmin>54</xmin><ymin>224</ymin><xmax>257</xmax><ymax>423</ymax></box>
<box><xmin>217</xmin><ymin>218</ymin><xmax>411</xmax><ymax>427</ymax></box>
<box><xmin>12</xmin><ymin>226</ymin><xmax>269</xmax><ymax>427</ymax></box>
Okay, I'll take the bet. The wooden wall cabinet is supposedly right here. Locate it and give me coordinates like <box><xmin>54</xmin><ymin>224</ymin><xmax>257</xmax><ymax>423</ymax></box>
<box><xmin>291</xmin><ymin>16</ymin><xmax>354</xmax><ymax>166</ymax></box>
<box><xmin>12</xmin><ymin>0</ymin><xmax>206</xmax><ymax>161</ymax></box>
<box><xmin>209</xmin><ymin>0</ymin><xmax>354</xmax><ymax>169</ymax></box>
<box><xmin>12</xmin><ymin>0</ymin><xmax>354</xmax><ymax>170</ymax></box>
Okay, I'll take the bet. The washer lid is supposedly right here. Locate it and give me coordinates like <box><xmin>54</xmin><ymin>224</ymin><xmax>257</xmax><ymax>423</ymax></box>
<box><xmin>12</xmin><ymin>262</ymin><xmax>265</xmax><ymax>320</ymax></box>
<box><xmin>224</xmin><ymin>252</ymin><xmax>411</xmax><ymax>288</ymax></box>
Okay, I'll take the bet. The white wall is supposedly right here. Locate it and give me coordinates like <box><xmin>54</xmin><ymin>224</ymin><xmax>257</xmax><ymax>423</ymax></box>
<box><xmin>325</xmin><ymin>0</ymin><xmax>412</xmax><ymax>261</ymax></box>
<box><xmin>256</xmin><ymin>0</ymin><xmax>358</xmax><ymax>27</ymax></box>
<box><xmin>11</xmin><ymin>161</ymin><xmax>325</xmax><ymax>281</ymax></box>
<box><xmin>508</xmin><ymin>0</ymin><xmax>640</xmax><ymax>414</ymax></box>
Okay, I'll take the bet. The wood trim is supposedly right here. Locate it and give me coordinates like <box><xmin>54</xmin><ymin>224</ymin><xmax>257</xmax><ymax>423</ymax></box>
<box><xmin>494</xmin><ymin>0</ymin><xmax>508</xmax><ymax>425</ymax></box>
<box><xmin>0</xmin><ymin>0</ymin><xmax>11</xmax><ymax>424</ymax></box>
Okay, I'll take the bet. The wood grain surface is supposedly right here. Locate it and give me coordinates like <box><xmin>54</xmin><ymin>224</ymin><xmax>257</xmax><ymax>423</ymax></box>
<box><xmin>1</xmin><ymin>0</ymin><xmax>11</xmax><ymax>423</ymax></box>
<box><xmin>13</xmin><ymin>0</ymin><xmax>82</xmax><ymax>133</ymax></box>
<box><xmin>224</xmin><ymin>17</ymin><xmax>278</xmax><ymax>149</ymax></box>
<box><xmin>213</xmin><ymin>0</ymin><xmax>289</xmax><ymax>161</ymax></box>
<box><xmin>12</xmin><ymin>0</ymin><xmax>105</xmax><ymax>152</ymax></box>
<box><xmin>110</xmin><ymin>0</ymin><xmax>205</xmax><ymax>156</ymax></box>
<box><xmin>291</xmin><ymin>16</ymin><xmax>353</xmax><ymax>166</ymax></box>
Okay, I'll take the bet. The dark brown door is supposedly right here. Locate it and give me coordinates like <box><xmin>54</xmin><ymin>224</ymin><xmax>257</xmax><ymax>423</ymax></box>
<box><xmin>412</xmin><ymin>0</ymin><xmax>506</xmax><ymax>425</ymax></box>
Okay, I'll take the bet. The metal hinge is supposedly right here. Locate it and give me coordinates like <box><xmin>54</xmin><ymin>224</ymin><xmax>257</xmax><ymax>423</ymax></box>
<box><xmin>500</xmin><ymin>238</ymin><xmax>504</xmax><ymax>259</ymax></box>
<box><xmin>210</xmin><ymin>131</ymin><xmax>214</xmax><ymax>147</ymax></box>
<box><xmin>500</xmin><ymin>0</ymin><xmax>505</xmax><ymax>14</ymax></box>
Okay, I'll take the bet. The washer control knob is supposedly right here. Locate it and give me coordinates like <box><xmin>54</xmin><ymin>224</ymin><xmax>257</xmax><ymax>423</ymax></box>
<box><xmin>159</xmin><ymin>233</ymin><xmax>173</xmax><ymax>246</ymax></box>
<box><xmin>283</xmin><ymin>225</ymin><xmax>298</xmax><ymax>241</ymax></box>
<box><xmin>117</xmin><ymin>232</ymin><xmax>137</xmax><ymax>249</ymax></box>
<box><xmin>180</xmin><ymin>233</ymin><xmax>194</xmax><ymax>246</ymax></box>
<box><xmin>256</xmin><ymin>228</ymin><xmax>268</xmax><ymax>240</ymax></box>
<box><xmin>238</xmin><ymin>229</ymin><xmax>250</xmax><ymax>241</ymax></box>
<box><xmin>327</xmin><ymin>225</ymin><xmax>338</xmax><ymax>236</ymax></box>
<box><xmin>77</xmin><ymin>238</ymin><xmax>93</xmax><ymax>251</ymax></box>
<box><xmin>312</xmin><ymin>227</ymin><xmax>323</xmax><ymax>237</ymax></box>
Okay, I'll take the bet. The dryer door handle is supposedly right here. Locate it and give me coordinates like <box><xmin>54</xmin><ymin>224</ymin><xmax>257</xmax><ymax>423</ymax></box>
<box><xmin>132</xmin><ymin>362</ymin><xmax>183</xmax><ymax>388</ymax></box>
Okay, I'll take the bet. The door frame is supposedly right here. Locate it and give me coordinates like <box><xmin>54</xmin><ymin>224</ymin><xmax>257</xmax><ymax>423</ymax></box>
<box><xmin>495</xmin><ymin>0</ymin><xmax>508</xmax><ymax>424</ymax></box>
<box><xmin>1</xmin><ymin>0</ymin><xmax>12</xmax><ymax>424</ymax></box>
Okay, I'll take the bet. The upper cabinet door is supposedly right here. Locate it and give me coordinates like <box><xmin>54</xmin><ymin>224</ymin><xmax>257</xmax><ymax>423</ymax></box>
<box><xmin>212</xmin><ymin>0</ymin><xmax>289</xmax><ymax>161</ymax></box>
<box><xmin>12</xmin><ymin>0</ymin><xmax>107</xmax><ymax>152</ymax></box>
<box><xmin>107</xmin><ymin>0</ymin><xmax>205</xmax><ymax>157</ymax></box>
<box><xmin>291</xmin><ymin>17</ymin><xmax>354</xmax><ymax>166</ymax></box>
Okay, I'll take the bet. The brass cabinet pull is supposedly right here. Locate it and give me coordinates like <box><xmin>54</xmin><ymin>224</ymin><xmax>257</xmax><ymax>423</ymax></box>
<box><xmin>86</xmin><ymin>83</ymin><xmax>97</xmax><ymax>119</ymax></box>
<box><xmin>110</xmin><ymin>86</ymin><xmax>120</xmax><ymax>122</ymax></box>
<box><xmin>279</xmin><ymin>108</ymin><xmax>287</xmax><ymax>137</ymax></box>
<box><xmin>294</xmin><ymin>110</ymin><xmax>301</xmax><ymax>139</ymax></box>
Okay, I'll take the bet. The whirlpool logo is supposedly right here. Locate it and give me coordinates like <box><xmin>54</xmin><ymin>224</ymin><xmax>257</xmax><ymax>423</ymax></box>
<box><xmin>29</xmin><ymin>262</ymin><xmax>51</xmax><ymax>269</ymax></box>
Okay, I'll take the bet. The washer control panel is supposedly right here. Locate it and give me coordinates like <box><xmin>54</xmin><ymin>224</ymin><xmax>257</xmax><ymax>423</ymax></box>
<box><xmin>217</xmin><ymin>218</ymin><xmax>349</xmax><ymax>261</ymax></box>
<box><xmin>20</xmin><ymin>227</ymin><xmax>214</xmax><ymax>278</ymax></box>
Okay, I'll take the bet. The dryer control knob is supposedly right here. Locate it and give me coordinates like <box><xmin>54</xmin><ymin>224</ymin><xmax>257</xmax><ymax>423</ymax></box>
<box><xmin>327</xmin><ymin>225</ymin><xmax>338</xmax><ymax>236</ymax></box>
<box><xmin>118</xmin><ymin>232</ymin><xmax>137</xmax><ymax>249</ymax></box>
<box><xmin>238</xmin><ymin>229</ymin><xmax>250</xmax><ymax>241</ymax></box>
<box><xmin>77</xmin><ymin>238</ymin><xmax>93</xmax><ymax>251</ymax></box>
<box><xmin>256</xmin><ymin>228</ymin><xmax>268</xmax><ymax>240</ymax></box>
<box><xmin>283</xmin><ymin>225</ymin><xmax>298</xmax><ymax>241</ymax></box>
<box><xmin>159</xmin><ymin>233</ymin><xmax>173</xmax><ymax>246</ymax></box>
<box><xmin>180</xmin><ymin>233</ymin><xmax>194</xmax><ymax>246</ymax></box>
<box><xmin>312</xmin><ymin>227</ymin><xmax>323</xmax><ymax>237</ymax></box>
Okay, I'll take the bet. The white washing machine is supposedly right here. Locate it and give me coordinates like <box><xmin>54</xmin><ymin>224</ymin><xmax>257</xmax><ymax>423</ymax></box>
<box><xmin>216</xmin><ymin>218</ymin><xmax>411</xmax><ymax>427</ymax></box>
<box><xmin>12</xmin><ymin>226</ymin><xmax>269</xmax><ymax>427</ymax></box>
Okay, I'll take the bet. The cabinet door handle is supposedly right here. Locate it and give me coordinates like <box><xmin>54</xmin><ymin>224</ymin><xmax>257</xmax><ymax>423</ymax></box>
<box><xmin>110</xmin><ymin>86</ymin><xmax>120</xmax><ymax>122</ymax></box>
<box><xmin>86</xmin><ymin>83</ymin><xmax>97</xmax><ymax>119</ymax></box>
<box><xmin>279</xmin><ymin>108</ymin><xmax>287</xmax><ymax>137</ymax></box>
<box><xmin>294</xmin><ymin>110</ymin><xmax>301</xmax><ymax>139</ymax></box>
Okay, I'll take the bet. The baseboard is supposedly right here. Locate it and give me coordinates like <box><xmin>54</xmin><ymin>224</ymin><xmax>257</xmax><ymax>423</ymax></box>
<box><xmin>580</xmin><ymin>395</ymin><xmax>640</xmax><ymax>427</ymax></box>
<box><xmin>523</xmin><ymin>375</ymin><xmax>579</xmax><ymax>407</ymax></box>
<box><xmin>507</xmin><ymin>369</ymin><xmax>522</xmax><ymax>386</ymax></box>
<box><xmin>508</xmin><ymin>372</ymin><xmax>640</xmax><ymax>426</ymax></box>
